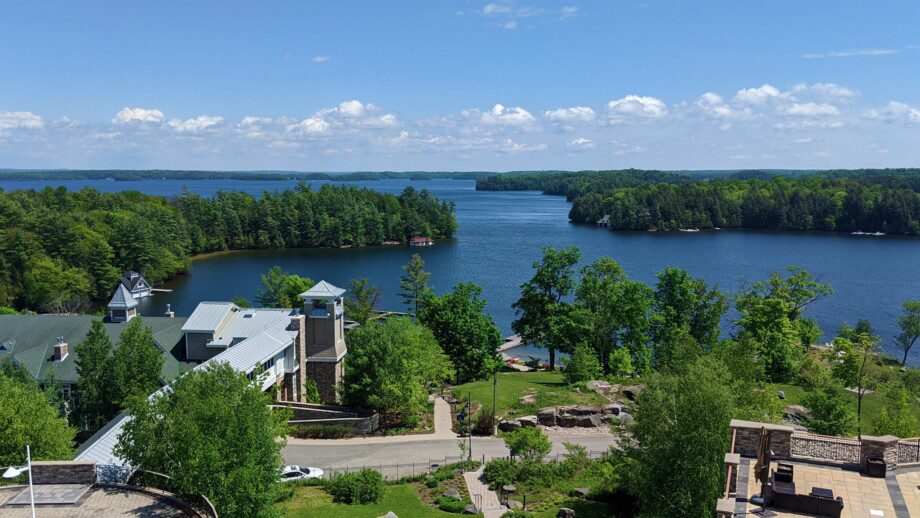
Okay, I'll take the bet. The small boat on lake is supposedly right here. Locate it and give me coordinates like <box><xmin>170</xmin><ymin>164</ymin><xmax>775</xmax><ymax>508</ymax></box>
<box><xmin>851</xmin><ymin>231</ymin><xmax>865</xmax><ymax>235</ymax></box>
<box><xmin>679</xmin><ymin>228</ymin><xmax>700</xmax><ymax>232</ymax></box>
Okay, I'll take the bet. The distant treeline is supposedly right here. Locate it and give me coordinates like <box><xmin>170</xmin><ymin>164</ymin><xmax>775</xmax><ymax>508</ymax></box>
<box><xmin>0</xmin><ymin>169</ymin><xmax>495</xmax><ymax>182</ymax></box>
<box><xmin>0</xmin><ymin>184</ymin><xmax>456</xmax><ymax>312</ymax></box>
<box><xmin>477</xmin><ymin>169</ymin><xmax>920</xmax><ymax>235</ymax></box>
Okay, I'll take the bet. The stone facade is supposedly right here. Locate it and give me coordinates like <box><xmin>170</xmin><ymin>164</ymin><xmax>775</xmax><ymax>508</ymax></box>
<box><xmin>31</xmin><ymin>461</ymin><xmax>97</xmax><ymax>485</ymax></box>
<box><xmin>730</xmin><ymin>420</ymin><xmax>794</xmax><ymax>459</ymax></box>
<box><xmin>290</xmin><ymin>314</ymin><xmax>307</xmax><ymax>402</ymax></box>
<box><xmin>860</xmin><ymin>435</ymin><xmax>900</xmax><ymax>470</ymax></box>
<box><xmin>276</xmin><ymin>372</ymin><xmax>297</xmax><ymax>402</ymax></box>
<box><xmin>306</xmin><ymin>361</ymin><xmax>343</xmax><ymax>403</ymax></box>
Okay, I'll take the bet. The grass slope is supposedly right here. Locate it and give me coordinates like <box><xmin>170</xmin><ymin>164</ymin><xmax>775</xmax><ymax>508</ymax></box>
<box><xmin>281</xmin><ymin>485</ymin><xmax>459</xmax><ymax>518</ymax></box>
<box><xmin>451</xmin><ymin>370</ymin><xmax>609</xmax><ymax>420</ymax></box>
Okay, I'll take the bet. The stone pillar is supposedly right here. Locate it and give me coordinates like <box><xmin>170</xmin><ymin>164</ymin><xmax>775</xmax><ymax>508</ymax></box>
<box><xmin>306</xmin><ymin>361</ymin><xmax>343</xmax><ymax>403</ymax></box>
<box><xmin>860</xmin><ymin>435</ymin><xmax>900</xmax><ymax>471</ymax></box>
<box><xmin>291</xmin><ymin>315</ymin><xmax>306</xmax><ymax>402</ymax></box>
<box><xmin>729</xmin><ymin>420</ymin><xmax>794</xmax><ymax>459</ymax></box>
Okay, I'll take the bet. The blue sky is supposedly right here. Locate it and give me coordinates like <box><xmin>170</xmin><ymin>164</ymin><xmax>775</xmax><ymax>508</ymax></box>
<box><xmin>1</xmin><ymin>1</ymin><xmax>919</xmax><ymax>170</ymax></box>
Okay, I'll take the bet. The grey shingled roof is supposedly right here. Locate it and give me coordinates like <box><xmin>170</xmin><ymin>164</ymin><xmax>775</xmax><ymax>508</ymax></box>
<box><xmin>0</xmin><ymin>315</ymin><xmax>193</xmax><ymax>384</ymax></box>
<box><xmin>107</xmin><ymin>284</ymin><xmax>138</xmax><ymax>309</ymax></box>
<box><xmin>299</xmin><ymin>280</ymin><xmax>345</xmax><ymax>299</ymax></box>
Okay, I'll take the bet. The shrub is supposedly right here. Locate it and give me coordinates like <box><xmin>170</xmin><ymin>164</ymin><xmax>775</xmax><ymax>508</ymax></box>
<box><xmin>436</xmin><ymin>495</ymin><xmax>472</xmax><ymax>513</ymax></box>
<box><xmin>482</xmin><ymin>458</ymin><xmax>519</xmax><ymax>490</ymax></box>
<box><xmin>802</xmin><ymin>387</ymin><xmax>857</xmax><ymax>436</ymax></box>
<box><xmin>608</xmin><ymin>347</ymin><xmax>634</xmax><ymax>378</ymax></box>
<box><xmin>326</xmin><ymin>469</ymin><xmax>385</xmax><ymax>504</ymax></box>
<box><xmin>502</xmin><ymin>427</ymin><xmax>552</xmax><ymax>460</ymax></box>
<box><xmin>501</xmin><ymin>509</ymin><xmax>534</xmax><ymax>517</ymax></box>
<box><xmin>516</xmin><ymin>458</ymin><xmax>557</xmax><ymax>487</ymax></box>
<box><xmin>473</xmin><ymin>411</ymin><xmax>496</xmax><ymax>436</ymax></box>
<box><xmin>290</xmin><ymin>424</ymin><xmax>356</xmax><ymax>439</ymax></box>
<box><xmin>563</xmin><ymin>343</ymin><xmax>601</xmax><ymax>384</ymax></box>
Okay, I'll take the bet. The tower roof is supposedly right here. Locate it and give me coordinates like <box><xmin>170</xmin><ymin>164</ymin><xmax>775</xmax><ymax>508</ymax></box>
<box><xmin>107</xmin><ymin>284</ymin><xmax>138</xmax><ymax>309</ymax></box>
<box><xmin>299</xmin><ymin>280</ymin><xmax>345</xmax><ymax>300</ymax></box>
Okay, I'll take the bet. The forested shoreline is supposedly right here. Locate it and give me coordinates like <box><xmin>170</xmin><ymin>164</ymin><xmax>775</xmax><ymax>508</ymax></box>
<box><xmin>0</xmin><ymin>184</ymin><xmax>456</xmax><ymax>312</ymax></box>
<box><xmin>0</xmin><ymin>169</ymin><xmax>495</xmax><ymax>182</ymax></box>
<box><xmin>477</xmin><ymin>169</ymin><xmax>920</xmax><ymax>235</ymax></box>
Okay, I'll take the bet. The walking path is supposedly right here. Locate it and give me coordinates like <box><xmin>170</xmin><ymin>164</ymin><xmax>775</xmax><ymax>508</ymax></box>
<box><xmin>286</xmin><ymin>395</ymin><xmax>457</xmax><ymax>446</ymax></box>
<box><xmin>463</xmin><ymin>467</ymin><xmax>506</xmax><ymax>518</ymax></box>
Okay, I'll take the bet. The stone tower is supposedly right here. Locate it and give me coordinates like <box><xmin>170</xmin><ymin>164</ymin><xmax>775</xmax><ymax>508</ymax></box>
<box><xmin>298</xmin><ymin>281</ymin><xmax>347</xmax><ymax>403</ymax></box>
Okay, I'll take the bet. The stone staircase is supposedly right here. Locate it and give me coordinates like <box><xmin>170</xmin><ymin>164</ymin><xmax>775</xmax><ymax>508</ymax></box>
<box><xmin>463</xmin><ymin>466</ymin><xmax>506</xmax><ymax>518</ymax></box>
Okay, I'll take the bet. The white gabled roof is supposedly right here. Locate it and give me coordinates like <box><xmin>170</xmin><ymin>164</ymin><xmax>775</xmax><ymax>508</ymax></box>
<box><xmin>181</xmin><ymin>302</ymin><xmax>237</xmax><ymax>333</ymax></box>
<box><xmin>299</xmin><ymin>280</ymin><xmax>345</xmax><ymax>300</ymax></box>
<box><xmin>107</xmin><ymin>284</ymin><xmax>138</xmax><ymax>309</ymax></box>
<box><xmin>204</xmin><ymin>320</ymin><xmax>297</xmax><ymax>372</ymax></box>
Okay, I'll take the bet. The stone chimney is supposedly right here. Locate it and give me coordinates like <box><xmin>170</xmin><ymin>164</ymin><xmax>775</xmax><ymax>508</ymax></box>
<box><xmin>53</xmin><ymin>336</ymin><xmax>68</xmax><ymax>361</ymax></box>
<box><xmin>164</xmin><ymin>303</ymin><xmax>175</xmax><ymax>318</ymax></box>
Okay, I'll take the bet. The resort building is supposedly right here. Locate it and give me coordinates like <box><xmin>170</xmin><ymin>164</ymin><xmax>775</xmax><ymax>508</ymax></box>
<box><xmin>116</xmin><ymin>270</ymin><xmax>153</xmax><ymax>299</ymax></box>
<box><xmin>71</xmin><ymin>280</ymin><xmax>349</xmax><ymax>476</ymax></box>
<box><xmin>0</xmin><ymin>314</ymin><xmax>192</xmax><ymax>412</ymax></box>
<box><xmin>409</xmin><ymin>236</ymin><xmax>434</xmax><ymax>247</ymax></box>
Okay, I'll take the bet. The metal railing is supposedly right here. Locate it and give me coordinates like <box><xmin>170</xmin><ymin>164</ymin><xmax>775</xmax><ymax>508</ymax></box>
<box><xmin>125</xmin><ymin>470</ymin><xmax>218</xmax><ymax>518</ymax></box>
<box><xmin>320</xmin><ymin>449</ymin><xmax>610</xmax><ymax>481</ymax></box>
<box><xmin>790</xmin><ymin>433</ymin><xmax>860</xmax><ymax>464</ymax></box>
<box><xmin>897</xmin><ymin>439</ymin><xmax>920</xmax><ymax>465</ymax></box>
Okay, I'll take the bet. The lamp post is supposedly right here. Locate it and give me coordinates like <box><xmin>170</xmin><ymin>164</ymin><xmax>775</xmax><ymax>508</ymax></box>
<box><xmin>3</xmin><ymin>444</ymin><xmax>35</xmax><ymax>518</ymax></box>
<box><xmin>492</xmin><ymin>369</ymin><xmax>498</xmax><ymax>435</ymax></box>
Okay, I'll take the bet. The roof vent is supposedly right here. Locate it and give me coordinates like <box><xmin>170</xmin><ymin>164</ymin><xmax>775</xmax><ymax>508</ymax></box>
<box><xmin>243</xmin><ymin>309</ymin><xmax>255</xmax><ymax>318</ymax></box>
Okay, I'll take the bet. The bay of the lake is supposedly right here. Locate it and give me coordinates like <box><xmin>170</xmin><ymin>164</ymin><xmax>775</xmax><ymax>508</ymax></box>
<box><xmin>4</xmin><ymin>177</ymin><xmax>919</xmax><ymax>365</ymax></box>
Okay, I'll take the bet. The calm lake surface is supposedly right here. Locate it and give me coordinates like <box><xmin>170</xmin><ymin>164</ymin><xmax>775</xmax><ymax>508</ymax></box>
<box><xmin>4</xmin><ymin>178</ymin><xmax>919</xmax><ymax>365</ymax></box>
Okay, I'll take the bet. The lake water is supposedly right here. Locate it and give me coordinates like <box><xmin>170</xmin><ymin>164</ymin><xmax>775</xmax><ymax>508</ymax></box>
<box><xmin>4</xmin><ymin>178</ymin><xmax>919</xmax><ymax>365</ymax></box>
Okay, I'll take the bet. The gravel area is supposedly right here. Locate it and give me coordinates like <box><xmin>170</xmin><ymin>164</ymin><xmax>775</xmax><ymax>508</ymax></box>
<box><xmin>539</xmin><ymin>425</ymin><xmax>614</xmax><ymax>437</ymax></box>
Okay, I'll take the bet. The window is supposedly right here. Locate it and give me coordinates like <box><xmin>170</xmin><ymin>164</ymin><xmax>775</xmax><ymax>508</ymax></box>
<box><xmin>261</xmin><ymin>359</ymin><xmax>272</xmax><ymax>373</ymax></box>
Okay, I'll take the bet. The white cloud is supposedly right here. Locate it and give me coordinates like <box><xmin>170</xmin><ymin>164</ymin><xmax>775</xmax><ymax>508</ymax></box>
<box><xmin>168</xmin><ymin>115</ymin><xmax>223</xmax><ymax>133</ymax></box>
<box><xmin>780</xmin><ymin>103</ymin><xmax>841</xmax><ymax>117</ymax></box>
<box><xmin>734</xmin><ymin>84</ymin><xmax>781</xmax><ymax>105</ymax></box>
<box><xmin>466</xmin><ymin>104</ymin><xmax>536</xmax><ymax>127</ymax></box>
<box><xmin>606</xmin><ymin>95</ymin><xmax>667</xmax><ymax>122</ymax></box>
<box><xmin>567</xmin><ymin>137</ymin><xmax>595</xmax><ymax>150</ymax></box>
<box><xmin>482</xmin><ymin>3</ymin><xmax>511</xmax><ymax>15</ymax></box>
<box><xmin>544</xmin><ymin>106</ymin><xmax>595</xmax><ymax>123</ymax></box>
<box><xmin>864</xmin><ymin>101</ymin><xmax>920</xmax><ymax>124</ymax></box>
<box><xmin>561</xmin><ymin>6</ymin><xmax>578</xmax><ymax>17</ymax></box>
<box><xmin>794</xmin><ymin>137</ymin><xmax>813</xmax><ymax>144</ymax></box>
<box><xmin>696</xmin><ymin>92</ymin><xmax>752</xmax><ymax>122</ymax></box>
<box><xmin>497</xmin><ymin>138</ymin><xmax>547</xmax><ymax>153</ymax></box>
<box><xmin>789</xmin><ymin>83</ymin><xmax>858</xmax><ymax>100</ymax></box>
<box><xmin>802</xmin><ymin>49</ymin><xmax>898</xmax><ymax>59</ymax></box>
<box><xmin>289</xmin><ymin>116</ymin><xmax>329</xmax><ymax>135</ymax></box>
<box><xmin>0</xmin><ymin>110</ymin><xmax>45</xmax><ymax>131</ymax></box>
<box><xmin>337</xmin><ymin>100</ymin><xmax>367</xmax><ymax>118</ymax></box>
<box><xmin>113</xmin><ymin>107</ymin><xmax>165</xmax><ymax>124</ymax></box>
<box><xmin>312</xmin><ymin>56</ymin><xmax>330</xmax><ymax>63</ymax></box>
<box><xmin>504</xmin><ymin>21</ymin><xmax>517</xmax><ymax>29</ymax></box>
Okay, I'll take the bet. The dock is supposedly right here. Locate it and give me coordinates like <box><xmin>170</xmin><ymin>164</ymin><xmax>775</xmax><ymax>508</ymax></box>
<box><xmin>499</xmin><ymin>334</ymin><xmax>522</xmax><ymax>351</ymax></box>
<box><xmin>150</xmin><ymin>288</ymin><xmax>172</xmax><ymax>293</ymax></box>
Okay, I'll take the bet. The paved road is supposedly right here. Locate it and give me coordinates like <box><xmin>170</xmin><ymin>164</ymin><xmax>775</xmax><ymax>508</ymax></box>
<box><xmin>282</xmin><ymin>435</ymin><xmax>617</xmax><ymax>475</ymax></box>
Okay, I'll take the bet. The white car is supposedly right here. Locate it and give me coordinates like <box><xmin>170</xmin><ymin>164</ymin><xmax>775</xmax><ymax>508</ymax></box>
<box><xmin>280</xmin><ymin>465</ymin><xmax>324</xmax><ymax>482</ymax></box>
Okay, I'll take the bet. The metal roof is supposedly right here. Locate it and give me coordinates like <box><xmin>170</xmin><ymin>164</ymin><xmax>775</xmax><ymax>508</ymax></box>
<box><xmin>74</xmin><ymin>305</ymin><xmax>298</xmax><ymax>468</ymax></box>
<box><xmin>299</xmin><ymin>280</ymin><xmax>345</xmax><ymax>300</ymax></box>
<box><xmin>107</xmin><ymin>284</ymin><xmax>138</xmax><ymax>309</ymax></box>
<box><xmin>207</xmin><ymin>307</ymin><xmax>295</xmax><ymax>347</ymax></box>
<box><xmin>181</xmin><ymin>302</ymin><xmax>237</xmax><ymax>333</ymax></box>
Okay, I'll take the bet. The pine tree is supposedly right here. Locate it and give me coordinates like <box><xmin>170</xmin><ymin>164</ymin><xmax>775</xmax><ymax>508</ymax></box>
<box><xmin>74</xmin><ymin>320</ymin><xmax>117</xmax><ymax>430</ymax></box>
<box><xmin>111</xmin><ymin>318</ymin><xmax>164</xmax><ymax>405</ymax></box>
<box><xmin>398</xmin><ymin>254</ymin><xmax>431</xmax><ymax>315</ymax></box>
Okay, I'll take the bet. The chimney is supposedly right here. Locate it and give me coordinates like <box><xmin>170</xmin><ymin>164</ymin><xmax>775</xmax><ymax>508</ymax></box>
<box><xmin>53</xmin><ymin>336</ymin><xmax>68</xmax><ymax>361</ymax></box>
<box><xmin>165</xmin><ymin>303</ymin><xmax>175</xmax><ymax>318</ymax></box>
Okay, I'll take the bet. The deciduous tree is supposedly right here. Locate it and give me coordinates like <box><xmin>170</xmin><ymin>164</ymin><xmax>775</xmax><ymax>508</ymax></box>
<box><xmin>339</xmin><ymin>318</ymin><xmax>452</xmax><ymax>426</ymax></box>
<box><xmin>0</xmin><ymin>376</ymin><xmax>75</xmax><ymax>468</ymax></box>
<box><xmin>115</xmin><ymin>363</ymin><xmax>289</xmax><ymax>517</ymax></box>
<box><xmin>896</xmin><ymin>300</ymin><xmax>920</xmax><ymax>366</ymax></box>
<box><xmin>512</xmin><ymin>246</ymin><xmax>582</xmax><ymax>370</ymax></box>
<box><xmin>418</xmin><ymin>282</ymin><xmax>501</xmax><ymax>383</ymax></box>
<box><xmin>75</xmin><ymin>320</ymin><xmax>118</xmax><ymax>430</ymax></box>
<box><xmin>111</xmin><ymin>318</ymin><xmax>164</xmax><ymax>405</ymax></box>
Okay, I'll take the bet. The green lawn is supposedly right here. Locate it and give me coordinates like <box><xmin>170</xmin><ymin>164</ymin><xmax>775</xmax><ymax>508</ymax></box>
<box><xmin>281</xmin><ymin>484</ymin><xmax>461</xmax><ymax>518</ymax></box>
<box><xmin>773</xmin><ymin>383</ymin><xmax>920</xmax><ymax>436</ymax></box>
<box><xmin>451</xmin><ymin>371</ymin><xmax>610</xmax><ymax>420</ymax></box>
